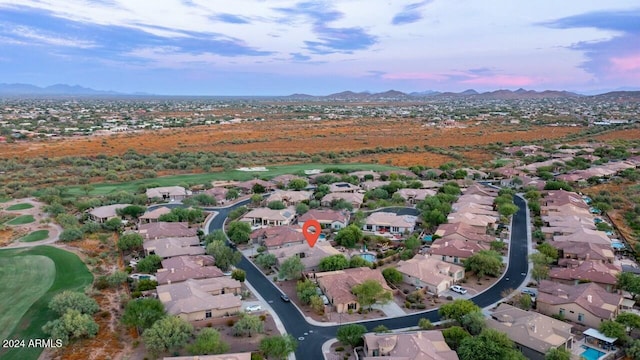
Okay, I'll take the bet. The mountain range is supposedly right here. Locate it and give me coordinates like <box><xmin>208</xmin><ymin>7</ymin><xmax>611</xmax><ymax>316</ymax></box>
<box><xmin>0</xmin><ymin>83</ymin><xmax>639</xmax><ymax>101</ymax></box>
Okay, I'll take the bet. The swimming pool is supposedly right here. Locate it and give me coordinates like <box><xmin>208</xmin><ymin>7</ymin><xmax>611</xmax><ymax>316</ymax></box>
<box><xmin>422</xmin><ymin>235</ymin><xmax>433</xmax><ymax>242</ymax></box>
<box><xmin>357</xmin><ymin>253</ymin><xmax>376</xmax><ymax>262</ymax></box>
<box><xmin>319</xmin><ymin>234</ymin><xmax>326</xmax><ymax>241</ymax></box>
<box><xmin>581</xmin><ymin>345</ymin><xmax>605</xmax><ymax>360</ymax></box>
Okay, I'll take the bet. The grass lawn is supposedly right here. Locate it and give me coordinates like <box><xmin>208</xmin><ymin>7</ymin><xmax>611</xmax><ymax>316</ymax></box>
<box><xmin>19</xmin><ymin>230</ymin><xmax>50</xmax><ymax>243</ymax></box>
<box><xmin>0</xmin><ymin>246</ymin><xmax>93</xmax><ymax>360</ymax></box>
<box><xmin>6</xmin><ymin>203</ymin><xmax>35</xmax><ymax>211</ymax></box>
<box><xmin>62</xmin><ymin>163</ymin><xmax>401</xmax><ymax>196</ymax></box>
<box><xmin>6</xmin><ymin>215</ymin><xmax>35</xmax><ymax>225</ymax></box>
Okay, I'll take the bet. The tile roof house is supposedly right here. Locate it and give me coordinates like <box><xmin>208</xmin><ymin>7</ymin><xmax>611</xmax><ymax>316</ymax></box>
<box><xmin>382</xmin><ymin>170</ymin><xmax>418</xmax><ymax>179</ymax></box>
<box><xmin>396</xmin><ymin>188</ymin><xmax>437</xmax><ymax>204</ymax></box>
<box><xmin>315</xmin><ymin>267</ymin><xmax>392</xmax><ymax>314</ymax></box>
<box><xmin>137</xmin><ymin>222</ymin><xmax>199</xmax><ymax>239</ymax></box>
<box><xmin>251</xmin><ymin>226</ymin><xmax>305</xmax><ymax>249</ymax></box>
<box><xmin>552</xmin><ymin>228</ymin><xmax>611</xmax><ymax>246</ymax></box>
<box><xmin>143</xmin><ymin>236</ymin><xmax>205</xmax><ymax>259</ymax></box>
<box><xmin>271</xmin><ymin>174</ymin><xmax>305</xmax><ymax>187</ymax></box>
<box><xmin>548</xmin><ymin>260</ymin><xmax>621</xmax><ymax>292</ymax></box>
<box><xmin>139</xmin><ymin>206</ymin><xmax>172</xmax><ymax>223</ymax></box>
<box><xmin>435</xmin><ymin>222</ymin><xmax>496</xmax><ymax>243</ymax></box>
<box><xmin>88</xmin><ymin>203</ymin><xmax>131</xmax><ymax>223</ymax></box>
<box><xmin>447</xmin><ymin>212</ymin><xmax>498</xmax><ymax>228</ymax></box>
<box><xmin>429</xmin><ymin>238</ymin><xmax>489</xmax><ymax>265</ymax></box>
<box><xmin>157</xmin><ymin>278</ymin><xmax>242</xmax><ymax>321</ymax></box>
<box><xmin>543</xmin><ymin>190</ymin><xmax>588</xmax><ymax>209</ymax></box>
<box><xmin>241</xmin><ymin>207</ymin><xmax>296</xmax><ymax>227</ymax></box>
<box><xmin>202</xmin><ymin>187</ymin><xmax>228</xmax><ymax>204</ymax></box>
<box><xmin>235</xmin><ymin>179</ymin><xmax>276</xmax><ymax>193</ymax></box>
<box><xmin>146</xmin><ymin>186</ymin><xmax>192</xmax><ymax>201</ymax></box>
<box><xmin>554</xmin><ymin>241</ymin><xmax>614</xmax><ymax>264</ymax></box>
<box><xmin>265</xmin><ymin>190</ymin><xmax>313</xmax><ymax>206</ymax></box>
<box><xmin>157</xmin><ymin>255</ymin><xmax>223</xmax><ymax>285</ymax></box>
<box><xmin>363</xmin><ymin>212</ymin><xmax>417</xmax><ymax>235</ymax></box>
<box><xmin>536</xmin><ymin>280</ymin><xmax>623</xmax><ymax>329</ymax></box>
<box><xmin>451</xmin><ymin>202</ymin><xmax>498</xmax><ymax>216</ymax></box>
<box><xmin>321</xmin><ymin>192</ymin><xmax>364</xmax><ymax>209</ymax></box>
<box><xmin>329</xmin><ymin>182</ymin><xmax>361</xmax><ymax>193</ymax></box>
<box><xmin>349</xmin><ymin>170</ymin><xmax>381</xmax><ymax>181</ymax></box>
<box><xmin>298</xmin><ymin>209</ymin><xmax>350</xmax><ymax>230</ymax></box>
<box><xmin>418</xmin><ymin>180</ymin><xmax>442</xmax><ymax>189</ymax></box>
<box><xmin>396</xmin><ymin>254</ymin><xmax>464</xmax><ymax>295</ymax></box>
<box><xmin>271</xmin><ymin>242</ymin><xmax>341</xmax><ymax>271</ymax></box>
<box><xmin>362</xmin><ymin>330</ymin><xmax>459</xmax><ymax>360</ymax></box>
<box><xmin>486</xmin><ymin>303</ymin><xmax>573</xmax><ymax>360</ymax></box>
<box><xmin>361</xmin><ymin>180</ymin><xmax>391</xmax><ymax>191</ymax></box>
<box><xmin>163</xmin><ymin>353</ymin><xmax>251</xmax><ymax>360</ymax></box>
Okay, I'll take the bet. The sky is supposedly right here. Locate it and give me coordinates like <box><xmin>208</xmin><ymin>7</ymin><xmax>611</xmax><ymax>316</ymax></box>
<box><xmin>0</xmin><ymin>0</ymin><xmax>638</xmax><ymax>95</ymax></box>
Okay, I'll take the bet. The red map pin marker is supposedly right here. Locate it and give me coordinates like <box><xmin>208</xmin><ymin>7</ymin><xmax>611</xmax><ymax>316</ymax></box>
<box><xmin>302</xmin><ymin>220</ymin><xmax>321</xmax><ymax>248</ymax></box>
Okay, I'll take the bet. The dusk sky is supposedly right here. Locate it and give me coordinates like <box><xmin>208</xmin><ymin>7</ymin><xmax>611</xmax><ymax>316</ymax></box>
<box><xmin>0</xmin><ymin>1</ymin><xmax>638</xmax><ymax>95</ymax></box>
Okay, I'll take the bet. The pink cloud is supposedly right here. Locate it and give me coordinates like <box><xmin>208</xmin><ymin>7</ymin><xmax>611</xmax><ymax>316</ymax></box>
<box><xmin>610</xmin><ymin>53</ymin><xmax>640</xmax><ymax>72</ymax></box>
<box><xmin>460</xmin><ymin>74</ymin><xmax>536</xmax><ymax>87</ymax></box>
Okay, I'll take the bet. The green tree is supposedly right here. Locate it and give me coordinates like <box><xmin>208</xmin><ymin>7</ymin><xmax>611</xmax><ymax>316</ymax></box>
<box><xmin>252</xmin><ymin>183</ymin><xmax>266</xmax><ymax>194</ymax></box>
<box><xmin>490</xmin><ymin>240</ymin><xmax>506</xmax><ymax>252</ymax></box>
<box><xmin>460</xmin><ymin>310</ymin><xmax>486</xmax><ymax>335</ymax></box>
<box><xmin>256</xmin><ymin>253</ymin><xmax>277</xmax><ymax>269</ymax></box>
<box><xmin>295</xmin><ymin>202</ymin><xmax>309</xmax><ymax>215</ymax></box>
<box><xmin>143</xmin><ymin>316</ymin><xmax>193</xmax><ymax>356</ymax></box>
<box><xmin>336</xmin><ymin>324</ymin><xmax>367</xmax><ymax>348</ymax></box>
<box><xmin>519</xmin><ymin>293</ymin><xmax>533</xmax><ymax>310</ymax></box>
<box><xmin>59</xmin><ymin>227</ymin><xmax>84</xmax><ymax>242</ymax></box>
<box><xmin>187</xmin><ymin>328</ymin><xmax>229</xmax><ymax>355</ymax></box>
<box><xmin>107</xmin><ymin>270</ymin><xmax>128</xmax><ymax>287</ymax></box>
<box><xmin>122</xmin><ymin>298</ymin><xmax>166</xmax><ymax>330</ymax></box>
<box><xmin>204</xmin><ymin>229</ymin><xmax>227</xmax><ymax>244</ymax></box>
<box><xmin>49</xmin><ymin>291</ymin><xmax>99</xmax><ymax>316</ymax></box>
<box><xmin>334</xmin><ymin>225</ymin><xmax>363</xmax><ymax>248</ymax></box>
<box><xmin>348</xmin><ymin>256</ymin><xmax>372</xmax><ymax>268</ymax></box>
<box><xmin>259</xmin><ymin>334</ymin><xmax>298</xmax><ymax>360</ymax></box>
<box><xmin>351</xmin><ymin>279</ymin><xmax>392</xmax><ymax>310</ymax></box>
<box><xmin>599</xmin><ymin>320</ymin><xmax>627</xmax><ymax>340</ymax></box>
<box><xmin>228</xmin><ymin>221</ymin><xmax>252</xmax><ymax>244</ymax></box>
<box><xmin>278</xmin><ymin>255</ymin><xmax>304</xmax><ymax>280</ymax></box>
<box><xmin>267</xmin><ymin>200</ymin><xmax>286</xmax><ymax>210</ymax></box>
<box><xmin>116</xmin><ymin>205</ymin><xmax>147</xmax><ymax>219</ymax></box>
<box><xmin>418</xmin><ymin>318</ymin><xmax>434</xmax><ymax>330</ymax></box>
<box><xmin>463</xmin><ymin>250</ymin><xmax>503</xmax><ymax>278</ymax></box>
<box><xmin>382</xmin><ymin>267</ymin><xmax>403</xmax><ymax>286</ymax></box>
<box><xmin>250</xmin><ymin>194</ymin><xmax>263</xmax><ymax>206</ymax></box>
<box><xmin>103</xmin><ymin>217</ymin><xmax>123</xmax><ymax>232</ymax></box>
<box><xmin>545</xmin><ymin>347</ymin><xmax>571</xmax><ymax>360</ymax></box>
<box><xmin>442</xmin><ymin>326</ymin><xmax>470</xmax><ymax>351</ymax></box>
<box><xmin>206</xmin><ymin>240</ymin><xmax>242</xmax><ymax>271</ymax></box>
<box><xmin>626</xmin><ymin>339</ymin><xmax>640</xmax><ymax>360</ymax></box>
<box><xmin>404</xmin><ymin>234</ymin><xmax>421</xmax><ymax>251</ymax></box>
<box><xmin>537</xmin><ymin>242</ymin><xmax>559</xmax><ymax>261</ymax></box>
<box><xmin>617</xmin><ymin>272</ymin><xmax>640</xmax><ymax>300</ymax></box>
<box><xmin>438</xmin><ymin>299</ymin><xmax>481</xmax><ymax>324</ymax></box>
<box><xmin>309</xmin><ymin>295</ymin><xmax>325</xmax><ymax>314</ymax></box>
<box><xmin>226</xmin><ymin>188</ymin><xmax>239</xmax><ymax>200</ymax></box>
<box><xmin>117</xmin><ymin>233</ymin><xmax>143</xmax><ymax>252</ymax></box>
<box><xmin>42</xmin><ymin>309</ymin><xmax>99</xmax><ymax>346</ymax></box>
<box><xmin>288</xmin><ymin>178</ymin><xmax>308</xmax><ymax>190</ymax></box>
<box><xmin>318</xmin><ymin>254</ymin><xmax>349</xmax><ymax>271</ymax></box>
<box><xmin>616</xmin><ymin>312</ymin><xmax>640</xmax><ymax>332</ymax></box>
<box><xmin>373</xmin><ymin>325</ymin><xmax>391</xmax><ymax>333</ymax></box>
<box><xmin>233</xmin><ymin>313</ymin><xmax>264</xmax><ymax>337</ymax></box>
<box><xmin>457</xmin><ymin>328</ymin><xmax>525</xmax><ymax>360</ymax></box>
<box><xmin>231</xmin><ymin>269</ymin><xmax>246</xmax><ymax>282</ymax></box>
<box><xmin>183</xmin><ymin>193</ymin><xmax>216</xmax><ymax>206</ymax></box>
<box><xmin>136</xmin><ymin>254</ymin><xmax>162</xmax><ymax>273</ymax></box>
<box><xmin>296</xmin><ymin>279</ymin><xmax>317</xmax><ymax>304</ymax></box>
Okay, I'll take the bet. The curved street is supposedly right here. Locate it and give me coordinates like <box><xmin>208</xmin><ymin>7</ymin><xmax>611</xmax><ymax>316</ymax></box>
<box><xmin>206</xmin><ymin>195</ymin><xmax>530</xmax><ymax>359</ymax></box>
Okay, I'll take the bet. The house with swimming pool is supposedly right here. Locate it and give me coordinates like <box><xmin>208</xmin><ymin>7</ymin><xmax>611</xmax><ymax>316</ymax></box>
<box><xmin>396</xmin><ymin>254</ymin><xmax>464</xmax><ymax>295</ymax></box>
<box><xmin>362</xmin><ymin>212</ymin><xmax>417</xmax><ymax>235</ymax></box>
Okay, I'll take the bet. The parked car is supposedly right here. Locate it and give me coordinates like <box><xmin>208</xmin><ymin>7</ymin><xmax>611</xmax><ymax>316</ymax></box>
<box><xmin>450</xmin><ymin>285</ymin><xmax>467</xmax><ymax>294</ymax></box>
<box><xmin>281</xmin><ymin>294</ymin><xmax>290</xmax><ymax>302</ymax></box>
<box><xmin>522</xmin><ymin>289</ymin><xmax>537</xmax><ymax>298</ymax></box>
<box><xmin>245</xmin><ymin>304</ymin><xmax>262</xmax><ymax>312</ymax></box>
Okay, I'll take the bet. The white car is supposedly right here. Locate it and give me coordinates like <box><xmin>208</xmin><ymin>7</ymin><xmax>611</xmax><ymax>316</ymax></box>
<box><xmin>245</xmin><ymin>304</ymin><xmax>262</xmax><ymax>312</ymax></box>
<box><xmin>450</xmin><ymin>285</ymin><xmax>467</xmax><ymax>294</ymax></box>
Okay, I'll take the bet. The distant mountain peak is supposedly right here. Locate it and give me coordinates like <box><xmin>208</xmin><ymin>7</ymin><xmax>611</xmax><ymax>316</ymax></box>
<box><xmin>0</xmin><ymin>83</ymin><xmax>121</xmax><ymax>95</ymax></box>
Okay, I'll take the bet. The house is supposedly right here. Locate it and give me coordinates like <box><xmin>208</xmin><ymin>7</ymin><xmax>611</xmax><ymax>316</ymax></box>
<box><xmin>329</xmin><ymin>182</ymin><xmax>361</xmax><ymax>193</ymax></box>
<box><xmin>235</xmin><ymin>179</ymin><xmax>276</xmax><ymax>193</ymax></box>
<box><xmin>241</xmin><ymin>207</ymin><xmax>296</xmax><ymax>227</ymax></box>
<box><xmin>143</xmin><ymin>236</ymin><xmax>205</xmax><ymax>259</ymax></box>
<box><xmin>429</xmin><ymin>238</ymin><xmax>489</xmax><ymax>265</ymax></box>
<box><xmin>536</xmin><ymin>280</ymin><xmax>623</xmax><ymax>329</ymax></box>
<box><xmin>156</xmin><ymin>278</ymin><xmax>242</xmax><ymax>321</ymax></box>
<box><xmin>139</xmin><ymin>206</ymin><xmax>172</xmax><ymax>223</ymax></box>
<box><xmin>265</xmin><ymin>190</ymin><xmax>313</xmax><ymax>206</ymax></box>
<box><xmin>363</xmin><ymin>212</ymin><xmax>417</xmax><ymax>235</ymax></box>
<box><xmin>163</xmin><ymin>352</ymin><xmax>252</xmax><ymax>360</ymax></box>
<box><xmin>554</xmin><ymin>242</ymin><xmax>614</xmax><ymax>264</ymax></box>
<box><xmin>396</xmin><ymin>188</ymin><xmax>437</xmax><ymax>204</ymax></box>
<box><xmin>88</xmin><ymin>203</ymin><xmax>131</xmax><ymax>223</ymax></box>
<box><xmin>298</xmin><ymin>209</ymin><xmax>350</xmax><ymax>230</ymax></box>
<box><xmin>435</xmin><ymin>222</ymin><xmax>495</xmax><ymax>243</ymax></box>
<box><xmin>451</xmin><ymin>202</ymin><xmax>498</xmax><ymax>216</ymax></box>
<box><xmin>447</xmin><ymin>212</ymin><xmax>498</xmax><ymax>229</ymax></box>
<box><xmin>362</xmin><ymin>330</ymin><xmax>459</xmax><ymax>359</ymax></box>
<box><xmin>542</xmin><ymin>190</ymin><xmax>588</xmax><ymax>209</ymax></box>
<box><xmin>548</xmin><ymin>260</ymin><xmax>621</xmax><ymax>292</ymax></box>
<box><xmin>271</xmin><ymin>174</ymin><xmax>305</xmax><ymax>188</ymax></box>
<box><xmin>271</xmin><ymin>242</ymin><xmax>341</xmax><ymax>271</ymax></box>
<box><xmin>349</xmin><ymin>170</ymin><xmax>381</xmax><ymax>181</ymax></box>
<box><xmin>382</xmin><ymin>170</ymin><xmax>418</xmax><ymax>179</ymax></box>
<box><xmin>315</xmin><ymin>267</ymin><xmax>392</xmax><ymax>313</ymax></box>
<box><xmin>396</xmin><ymin>254</ymin><xmax>464</xmax><ymax>295</ymax></box>
<box><xmin>137</xmin><ymin>222</ymin><xmax>199</xmax><ymax>239</ymax></box>
<box><xmin>486</xmin><ymin>303</ymin><xmax>573</xmax><ymax>360</ymax></box>
<box><xmin>251</xmin><ymin>226</ymin><xmax>305</xmax><ymax>249</ymax></box>
<box><xmin>156</xmin><ymin>255</ymin><xmax>223</xmax><ymax>285</ymax></box>
<box><xmin>146</xmin><ymin>186</ymin><xmax>192</xmax><ymax>201</ymax></box>
<box><xmin>203</xmin><ymin>187</ymin><xmax>228</xmax><ymax>204</ymax></box>
<box><xmin>361</xmin><ymin>180</ymin><xmax>391</xmax><ymax>191</ymax></box>
<box><xmin>552</xmin><ymin>228</ymin><xmax>611</xmax><ymax>246</ymax></box>
<box><xmin>321</xmin><ymin>192</ymin><xmax>364</xmax><ymax>208</ymax></box>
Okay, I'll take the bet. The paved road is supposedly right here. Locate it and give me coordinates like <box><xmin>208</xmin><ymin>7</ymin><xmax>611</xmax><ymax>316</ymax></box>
<box><xmin>207</xmin><ymin>195</ymin><xmax>530</xmax><ymax>359</ymax></box>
